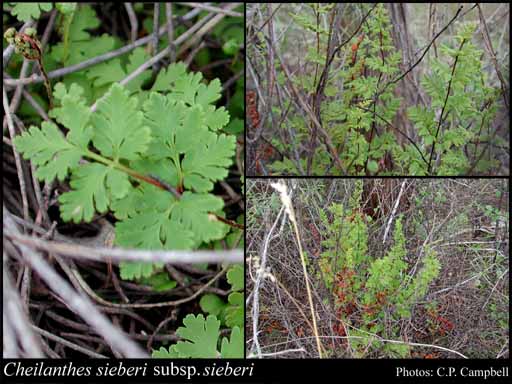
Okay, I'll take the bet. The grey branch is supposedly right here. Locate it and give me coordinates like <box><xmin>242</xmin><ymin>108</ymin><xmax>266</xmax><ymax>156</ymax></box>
<box><xmin>4</xmin><ymin>209</ymin><xmax>148</xmax><ymax>357</ymax></box>
<box><xmin>382</xmin><ymin>180</ymin><xmax>407</xmax><ymax>244</ymax></box>
<box><xmin>165</xmin><ymin>3</ymin><xmax>176</xmax><ymax>62</ymax></box>
<box><xmin>2</xmin><ymin>7</ymin><xmax>203</xmax><ymax>88</ymax></box>
<box><xmin>124</xmin><ymin>3</ymin><xmax>138</xmax><ymax>43</ymax></box>
<box><xmin>7</xmin><ymin>231</ymin><xmax>244</xmax><ymax>265</ymax></box>
<box><xmin>177</xmin><ymin>2</ymin><xmax>243</xmax><ymax>17</ymax></box>
<box><xmin>3</xmin><ymin>253</ymin><xmax>45</xmax><ymax>357</ymax></box>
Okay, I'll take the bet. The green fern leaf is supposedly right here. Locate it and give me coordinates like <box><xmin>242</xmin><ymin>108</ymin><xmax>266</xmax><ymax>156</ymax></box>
<box><xmin>195</xmin><ymin>78</ymin><xmax>222</xmax><ymax>108</ymax></box>
<box><xmin>171</xmin><ymin>192</ymin><xmax>228</xmax><ymax>243</ymax></box>
<box><xmin>220</xmin><ymin>326</ymin><xmax>243</xmax><ymax>358</ymax></box>
<box><xmin>13</xmin><ymin>122</ymin><xmax>82</xmax><ymax>183</ymax></box>
<box><xmin>174</xmin><ymin>314</ymin><xmax>220</xmax><ymax>358</ymax></box>
<box><xmin>10</xmin><ymin>3</ymin><xmax>52</xmax><ymax>22</ymax></box>
<box><xmin>14</xmin><ymin>67</ymin><xmax>235</xmax><ymax>287</ymax></box>
<box><xmin>151</xmin><ymin>314</ymin><xmax>243</xmax><ymax>358</ymax></box>
<box><xmin>115</xmin><ymin>211</ymin><xmax>195</xmax><ymax>250</ymax></box>
<box><xmin>91</xmin><ymin>83</ymin><xmax>151</xmax><ymax>160</ymax></box>
<box><xmin>151</xmin><ymin>62</ymin><xmax>188</xmax><ymax>92</ymax></box>
<box><xmin>227</xmin><ymin>264</ymin><xmax>243</xmax><ymax>291</ymax></box>
<box><xmin>225</xmin><ymin>292</ymin><xmax>243</xmax><ymax>328</ymax></box>
<box><xmin>59</xmin><ymin>163</ymin><xmax>130</xmax><ymax>223</ymax></box>
<box><xmin>200</xmin><ymin>294</ymin><xmax>227</xmax><ymax>318</ymax></box>
<box><xmin>181</xmin><ymin>132</ymin><xmax>236</xmax><ymax>192</ymax></box>
<box><xmin>119</xmin><ymin>260</ymin><xmax>164</xmax><ymax>280</ymax></box>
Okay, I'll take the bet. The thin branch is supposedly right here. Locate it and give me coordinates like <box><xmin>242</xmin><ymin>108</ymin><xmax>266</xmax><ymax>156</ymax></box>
<box><xmin>89</xmin><ymin>46</ymin><xmax>170</xmax><ymax>112</ymax></box>
<box><xmin>124</xmin><ymin>3</ymin><xmax>138</xmax><ymax>43</ymax></box>
<box><xmin>4</xmin><ymin>229</ymin><xmax>243</xmax><ymax>265</ymax></box>
<box><xmin>427</xmin><ymin>37</ymin><xmax>467</xmax><ymax>174</ymax></box>
<box><xmin>382</xmin><ymin>181</ymin><xmax>407</xmax><ymax>243</ymax></box>
<box><xmin>246</xmin><ymin>4</ymin><xmax>284</xmax><ymax>45</ymax></box>
<box><xmin>248</xmin><ymin>348</ymin><xmax>306</xmax><ymax>358</ymax></box>
<box><xmin>18</xmin><ymin>87</ymin><xmax>50</xmax><ymax>121</ymax></box>
<box><xmin>184</xmin><ymin>41</ymin><xmax>206</xmax><ymax>67</ymax></box>
<box><xmin>476</xmin><ymin>3</ymin><xmax>509</xmax><ymax>109</ymax></box>
<box><xmin>177</xmin><ymin>3</ymin><xmax>241</xmax><ymax>56</ymax></box>
<box><xmin>356</xmin><ymin>105</ymin><xmax>429</xmax><ymax>167</ymax></box>
<box><xmin>152</xmin><ymin>3</ymin><xmax>160</xmax><ymax>72</ymax></box>
<box><xmin>249</xmin><ymin>204</ymin><xmax>286</xmax><ymax>358</ymax></box>
<box><xmin>2</xmin><ymin>7</ymin><xmax>205</xmax><ymax>88</ymax></box>
<box><xmin>264</xmin><ymin>334</ymin><xmax>469</xmax><ymax>359</ymax></box>
<box><xmin>271</xmin><ymin>181</ymin><xmax>323</xmax><ymax>358</ymax></box>
<box><xmin>379</xmin><ymin>5</ymin><xmax>469</xmax><ymax>96</ymax></box>
<box><xmin>31</xmin><ymin>325</ymin><xmax>108</xmax><ymax>358</ymax></box>
<box><xmin>222</xmin><ymin>69</ymin><xmax>243</xmax><ymax>92</ymax></box>
<box><xmin>316</xmin><ymin>3</ymin><xmax>377</xmax><ymax>91</ymax></box>
<box><xmin>177</xmin><ymin>2</ymin><xmax>243</xmax><ymax>17</ymax></box>
<box><xmin>3</xmin><ymin>255</ymin><xmax>45</xmax><ymax>357</ymax></box>
<box><xmin>3</xmin><ymin>60</ymin><xmax>32</xmax><ymax>132</ymax></box>
<box><xmin>3</xmin><ymin>88</ymin><xmax>29</xmax><ymax>222</ymax></box>
<box><xmin>63</xmin><ymin>261</ymin><xmax>230</xmax><ymax>309</ymax></box>
<box><xmin>4</xmin><ymin>210</ymin><xmax>148</xmax><ymax>357</ymax></box>
<box><xmin>274</xmin><ymin>42</ymin><xmax>345</xmax><ymax>173</ymax></box>
<box><xmin>39</xmin><ymin>8</ymin><xmax>58</xmax><ymax>49</ymax></box>
<box><xmin>165</xmin><ymin>3</ymin><xmax>176</xmax><ymax>62</ymax></box>
<box><xmin>481</xmin><ymin>268</ymin><xmax>509</xmax><ymax>310</ymax></box>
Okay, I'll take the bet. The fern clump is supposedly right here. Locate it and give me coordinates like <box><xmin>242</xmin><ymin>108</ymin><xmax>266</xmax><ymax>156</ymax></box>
<box><xmin>336</xmin><ymin>3</ymin><xmax>402</xmax><ymax>175</ymax></box>
<box><xmin>13</xmin><ymin>62</ymin><xmax>236</xmax><ymax>279</ymax></box>
<box><xmin>258</xmin><ymin>3</ymin><xmax>505</xmax><ymax>176</ymax></box>
<box><xmin>316</xmin><ymin>183</ymin><xmax>440</xmax><ymax>357</ymax></box>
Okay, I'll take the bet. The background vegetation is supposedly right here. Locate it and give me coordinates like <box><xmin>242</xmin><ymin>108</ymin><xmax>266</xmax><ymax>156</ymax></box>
<box><xmin>246</xmin><ymin>3</ymin><xmax>509</xmax><ymax>176</ymax></box>
<box><xmin>247</xmin><ymin>179</ymin><xmax>508</xmax><ymax>358</ymax></box>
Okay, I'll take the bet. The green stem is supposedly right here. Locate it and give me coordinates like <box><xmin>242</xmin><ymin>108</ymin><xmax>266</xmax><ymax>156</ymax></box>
<box><xmin>81</xmin><ymin>150</ymin><xmax>243</xmax><ymax>229</ymax></box>
<box><xmin>82</xmin><ymin>150</ymin><xmax>181</xmax><ymax>198</ymax></box>
<box><xmin>62</xmin><ymin>11</ymin><xmax>75</xmax><ymax>63</ymax></box>
<box><xmin>83</xmin><ymin>150</ymin><xmax>154</xmax><ymax>183</ymax></box>
<box><xmin>172</xmin><ymin>153</ymin><xmax>184</xmax><ymax>190</ymax></box>
<box><xmin>37</xmin><ymin>57</ymin><xmax>53</xmax><ymax>109</ymax></box>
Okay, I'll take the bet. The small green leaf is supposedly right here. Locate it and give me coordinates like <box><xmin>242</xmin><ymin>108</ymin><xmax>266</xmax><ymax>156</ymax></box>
<box><xmin>13</xmin><ymin>122</ymin><xmax>83</xmax><ymax>183</ymax></box>
<box><xmin>171</xmin><ymin>192</ymin><xmax>228</xmax><ymax>244</ymax></box>
<box><xmin>204</xmin><ymin>107</ymin><xmax>230</xmax><ymax>131</ymax></box>
<box><xmin>222</xmin><ymin>38</ymin><xmax>240</xmax><ymax>56</ymax></box>
<box><xmin>119</xmin><ymin>261</ymin><xmax>164</xmax><ymax>280</ymax></box>
<box><xmin>225</xmin><ymin>292</ymin><xmax>243</xmax><ymax>328</ymax></box>
<box><xmin>10</xmin><ymin>3</ymin><xmax>52</xmax><ymax>22</ymax></box>
<box><xmin>115</xmin><ymin>211</ymin><xmax>195</xmax><ymax>250</ymax></box>
<box><xmin>220</xmin><ymin>327</ymin><xmax>243</xmax><ymax>358</ymax></box>
<box><xmin>224</xmin><ymin>117</ymin><xmax>244</xmax><ymax>135</ymax></box>
<box><xmin>367</xmin><ymin>160</ymin><xmax>379</xmax><ymax>174</ymax></box>
<box><xmin>151</xmin><ymin>62</ymin><xmax>187</xmax><ymax>92</ymax></box>
<box><xmin>324</xmin><ymin>85</ymin><xmax>338</xmax><ymax>97</ymax></box>
<box><xmin>196</xmin><ymin>78</ymin><xmax>222</xmax><ymax>108</ymax></box>
<box><xmin>199</xmin><ymin>294</ymin><xmax>227</xmax><ymax>316</ymax></box>
<box><xmin>139</xmin><ymin>272</ymin><xmax>177</xmax><ymax>291</ymax></box>
<box><xmin>227</xmin><ymin>264</ymin><xmax>243</xmax><ymax>291</ymax></box>
<box><xmin>152</xmin><ymin>346</ymin><xmax>180</xmax><ymax>358</ymax></box>
<box><xmin>174</xmin><ymin>314</ymin><xmax>220</xmax><ymax>358</ymax></box>
<box><xmin>67</xmin><ymin>4</ymin><xmax>100</xmax><ymax>41</ymax></box>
